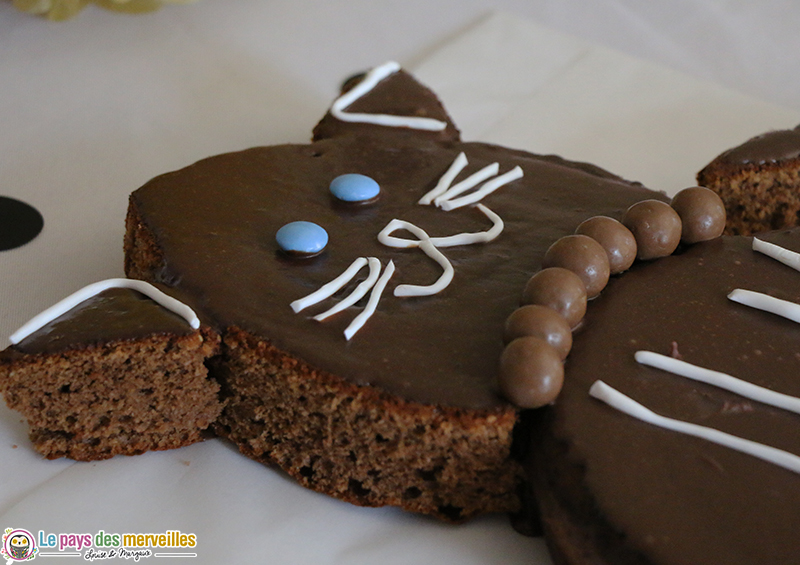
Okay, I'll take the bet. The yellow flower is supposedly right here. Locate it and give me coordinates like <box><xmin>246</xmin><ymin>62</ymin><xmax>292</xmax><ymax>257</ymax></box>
<box><xmin>12</xmin><ymin>0</ymin><xmax>197</xmax><ymax>20</ymax></box>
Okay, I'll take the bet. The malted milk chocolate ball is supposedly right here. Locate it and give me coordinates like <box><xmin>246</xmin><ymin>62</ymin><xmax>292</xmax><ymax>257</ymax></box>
<box><xmin>671</xmin><ymin>186</ymin><xmax>726</xmax><ymax>244</ymax></box>
<box><xmin>576</xmin><ymin>216</ymin><xmax>637</xmax><ymax>274</ymax></box>
<box><xmin>622</xmin><ymin>200</ymin><xmax>682</xmax><ymax>260</ymax></box>
<box><xmin>503</xmin><ymin>304</ymin><xmax>572</xmax><ymax>359</ymax></box>
<box><xmin>542</xmin><ymin>234</ymin><xmax>610</xmax><ymax>298</ymax></box>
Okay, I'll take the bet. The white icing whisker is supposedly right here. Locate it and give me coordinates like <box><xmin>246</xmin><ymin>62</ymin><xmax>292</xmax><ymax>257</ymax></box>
<box><xmin>9</xmin><ymin>278</ymin><xmax>199</xmax><ymax>345</ymax></box>
<box><xmin>313</xmin><ymin>258</ymin><xmax>382</xmax><ymax>321</ymax></box>
<box><xmin>330</xmin><ymin>61</ymin><xmax>447</xmax><ymax>132</ymax></box>
<box><xmin>345</xmin><ymin>261</ymin><xmax>395</xmax><ymax>340</ymax></box>
<box><xmin>635</xmin><ymin>350</ymin><xmax>800</xmax><ymax>416</ymax></box>
<box><xmin>291</xmin><ymin>257</ymin><xmax>368</xmax><ymax>313</ymax></box>
<box><xmin>753</xmin><ymin>238</ymin><xmax>800</xmax><ymax>272</ymax></box>
<box><xmin>439</xmin><ymin>166</ymin><xmax>524</xmax><ymax>211</ymax></box>
<box><xmin>418</xmin><ymin>152</ymin><xmax>468</xmax><ymax>205</ymax></box>
<box><xmin>589</xmin><ymin>380</ymin><xmax>800</xmax><ymax>475</ymax></box>
<box><xmin>728</xmin><ymin>288</ymin><xmax>800</xmax><ymax>324</ymax></box>
<box><xmin>433</xmin><ymin>162</ymin><xmax>499</xmax><ymax>207</ymax></box>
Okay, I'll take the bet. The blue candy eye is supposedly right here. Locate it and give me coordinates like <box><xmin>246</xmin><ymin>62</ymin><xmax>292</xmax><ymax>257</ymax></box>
<box><xmin>330</xmin><ymin>174</ymin><xmax>380</xmax><ymax>203</ymax></box>
<box><xmin>276</xmin><ymin>221</ymin><xmax>328</xmax><ymax>256</ymax></box>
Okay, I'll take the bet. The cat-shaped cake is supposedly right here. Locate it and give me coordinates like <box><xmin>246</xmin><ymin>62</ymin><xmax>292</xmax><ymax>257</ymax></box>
<box><xmin>2</xmin><ymin>62</ymin><xmax>660</xmax><ymax>522</ymax></box>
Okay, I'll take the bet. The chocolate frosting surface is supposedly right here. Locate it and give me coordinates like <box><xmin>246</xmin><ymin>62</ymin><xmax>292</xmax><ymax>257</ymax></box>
<box><xmin>542</xmin><ymin>229</ymin><xmax>800</xmax><ymax>564</ymax></box>
<box><xmin>126</xmin><ymin>69</ymin><xmax>660</xmax><ymax>409</ymax></box>
<box><xmin>14</xmin><ymin>288</ymin><xmax>193</xmax><ymax>355</ymax></box>
<box><xmin>715</xmin><ymin>124</ymin><xmax>800</xmax><ymax>165</ymax></box>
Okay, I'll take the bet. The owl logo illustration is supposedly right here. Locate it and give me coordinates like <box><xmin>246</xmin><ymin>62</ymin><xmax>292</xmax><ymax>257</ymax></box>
<box><xmin>2</xmin><ymin>529</ymin><xmax>36</xmax><ymax>562</ymax></box>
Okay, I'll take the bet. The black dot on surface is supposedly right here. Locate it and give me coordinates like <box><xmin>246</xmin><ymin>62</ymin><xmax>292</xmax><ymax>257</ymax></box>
<box><xmin>0</xmin><ymin>196</ymin><xmax>44</xmax><ymax>252</ymax></box>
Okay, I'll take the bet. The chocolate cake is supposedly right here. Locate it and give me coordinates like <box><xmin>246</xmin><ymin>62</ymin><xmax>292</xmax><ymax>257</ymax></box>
<box><xmin>0</xmin><ymin>284</ymin><xmax>220</xmax><ymax>461</ymax></box>
<box><xmin>697</xmin><ymin>125</ymin><xmax>800</xmax><ymax>235</ymax></box>
<box><xmin>123</xmin><ymin>62</ymin><xmax>662</xmax><ymax>521</ymax></box>
<box><xmin>528</xmin><ymin>229</ymin><xmax>800</xmax><ymax>564</ymax></box>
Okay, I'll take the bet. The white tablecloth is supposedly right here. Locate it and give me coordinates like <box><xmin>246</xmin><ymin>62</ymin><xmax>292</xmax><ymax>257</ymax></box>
<box><xmin>1</xmin><ymin>3</ymin><xmax>798</xmax><ymax>564</ymax></box>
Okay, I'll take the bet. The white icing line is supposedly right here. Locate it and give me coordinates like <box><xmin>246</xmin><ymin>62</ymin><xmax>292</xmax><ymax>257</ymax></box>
<box><xmin>426</xmin><ymin>204</ymin><xmax>504</xmax><ymax>247</ymax></box>
<box><xmin>9</xmin><ymin>278</ymin><xmax>199</xmax><ymax>344</ymax></box>
<box><xmin>378</xmin><ymin>205</ymin><xmax>503</xmax><ymax>250</ymax></box>
<box><xmin>313</xmin><ymin>258</ymin><xmax>382</xmax><ymax>321</ymax></box>
<box><xmin>344</xmin><ymin>260</ymin><xmax>395</xmax><ymax>340</ymax></box>
<box><xmin>330</xmin><ymin>61</ymin><xmax>447</xmax><ymax>132</ymax></box>
<box><xmin>728</xmin><ymin>288</ymin><xmax>800</xmax><ymax>324</ymax></box>
<box><xmin>589</xmin><ymin>380</ymin><xmax>800</xmax><ymax>475</ymax></box>
<box><xmin>433</xmin><ymin>162</ymin><xmax>499</xmax><ymax>207</ymax></box>
<box><xmin>439</xmin><ymin>166</ymin><xmax>524</xmax><ymax>211</ymax></box>
<box><xmin>377</xmin><ymin>219</ymin><xmax>423</xmax><ymax>249</ymax></box>
<box><xmin>394</xmin><ymin>240</ymin><xmax>454</xmax><ymax>297</ymax></box>
<box><xmin>433</xmin><ymin>162</ymin><xmax>500</xmax><ymax>207</ymax></box>
<box><xmin>635</xmin><ymin>350</ymin><xmax>800</xmax><ymax>416</ymax></box>
<box><xmin>753</xmin><ymin>237</ymin><xmax>800</xmax><ymax>272</ymax></box>
<box><xmin>291</xmin><ymin>257</ymin><xmax>368</xmax><ymax>313</ymax></box>
<box><xmin>375</xmin><ymin>219</ymin><xmax>455</xmax><ymax>297</ymax></box>
<box><xmin>418</xmin><ymin>152</ymin><xmax>468</xmax><ymax>205</ymax></box>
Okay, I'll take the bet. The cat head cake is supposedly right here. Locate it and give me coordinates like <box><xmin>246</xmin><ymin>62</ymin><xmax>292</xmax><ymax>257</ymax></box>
<box><xmin>122</xmin><ymin>61</ymin><xmax>664</xmax><ymax>521</ymax></box>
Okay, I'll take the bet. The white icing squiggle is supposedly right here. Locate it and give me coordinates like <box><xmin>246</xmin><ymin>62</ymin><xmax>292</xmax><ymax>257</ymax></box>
<box><xmin>9</xmin><ymin>278</ymin><xmax>200</xmax><ymax>344</ymax></box>
<box><xmin>753</xmin><ymin>237</ymin><xmax>800</xmax><ymax>272</ymax></box>
<box><xmin>635</xmin><ymin>350</ymin><xmax>800</xmax><ymax>415</ymax></box>
<box><xmin>378</xmin><ymin>220</ymin><xmax>454</xmax><ymax>297</ymax></box>
<box><xmin>589</xmin><ymin>380</ymin><xmax>800</xmax><ymax>475</ymax></box>
<box><xmin>728</xmin><ymin>288</ymin><xmax>800</xmax><ymax>324</ymax></box>
<box><xmin>330</xmin><ymin>61</ymin><xmax>448</xmax><ymax>132</ymax></box>
<box><xmin>344</xmin><ymin>260</ymin><xmax>395</xmax><ymax>340</ymax></box>
<box><xmin>378</xmin><ymin>204</ymin><xmax>503</xmax><ymax>249</ymax></box>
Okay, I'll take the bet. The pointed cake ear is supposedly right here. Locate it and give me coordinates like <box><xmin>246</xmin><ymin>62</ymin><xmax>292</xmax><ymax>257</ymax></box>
<box><xmin>312</xmin><ymin>62</ymin><xmax>460</xmax><ymax>142</ymax></box>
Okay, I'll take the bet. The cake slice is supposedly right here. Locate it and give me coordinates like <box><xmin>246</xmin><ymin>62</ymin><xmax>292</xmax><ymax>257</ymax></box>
<box><xmin>697</xmin><ymin>124</ymin><xmax>800</xmax><ymax>235</ymax></box>
<box><xmin>0</xmin><ymin>283</ymin><xmax>221</xmax><ymax>461</ymax></box>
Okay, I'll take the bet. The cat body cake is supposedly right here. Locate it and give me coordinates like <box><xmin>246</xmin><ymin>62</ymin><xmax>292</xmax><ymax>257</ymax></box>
<box><xmin>528</xmin><ymin>229</ymin><xmax>800</xmax><ymax>564</ymax></box>
<box><xmin>123</xmin><ymin>62</ymin><xmax>661</xmax><ymax>520</ymax></box>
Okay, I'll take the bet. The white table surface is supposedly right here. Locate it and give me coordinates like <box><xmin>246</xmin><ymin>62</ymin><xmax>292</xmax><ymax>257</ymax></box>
<box><xmin>1</xmin><ymin>2</ymin><xmax>799</xmax><ymax>564</ymax></box>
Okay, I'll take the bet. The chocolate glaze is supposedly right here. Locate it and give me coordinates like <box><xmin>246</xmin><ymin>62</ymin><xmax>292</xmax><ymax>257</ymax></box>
<box><xmin>128</xmin><ymin>69</ymin><xmax>661</xmax><ymax>410</ymax></box>
<box><xmin>714</xmin><ymin>124</ymin><xmax>800</xmax><ymax>165</ymax></box>
<box><xmin>534</xmin><ymin>230</ymin><xmax>800</xmax><ymax>564</ymax></box>
<box><xmin>12</xmin><ymin>288</ymin><xmax>193</xmax><ymax>355</ymax></box>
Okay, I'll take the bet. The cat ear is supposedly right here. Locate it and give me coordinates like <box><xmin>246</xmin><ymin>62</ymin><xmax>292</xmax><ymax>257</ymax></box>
<box><xmin>312</xmin><ymin>62</ymin><xmax>460</xmax><ymax>143</ymax></box>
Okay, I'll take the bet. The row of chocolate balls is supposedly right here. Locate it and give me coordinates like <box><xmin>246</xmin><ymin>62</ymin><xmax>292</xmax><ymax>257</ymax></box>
<box><xmin>498</xmin><ymin>187</ymin><xmax>726</xmax><ymax>409</ymax></box>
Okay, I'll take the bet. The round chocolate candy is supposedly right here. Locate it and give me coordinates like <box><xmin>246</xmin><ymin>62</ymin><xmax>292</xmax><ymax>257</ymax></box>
<box><xmin>276</xmin><ymin>221</ymin><xmax>328</xmax><ymax>256</ymax></box>
<box><xmin>575</xmin><ymin>216</ymin><xmax>637</xmax><ymax>275</ymax></box>
<box><xmin>622</xmin><ymin>200</ymin><xmax>682</xmax><ymax>260</ymax></box>
<box><xmin>329</xmin><ymin>173</ymin><xmax>380</xmax><ymax>203</ymax></box>
<box><xmin>503</xmin><ymin>304</ymin><xmax>572</xmax><ymax>360</ymax></box>
<box><xmin>671</xmin><ymin>186</ymin><xmax>726</xmax><ymax>244</ymax></box>
<box><xmin>542</xmin><ymin>234</ymin><xmax>610</xmax><ymax>298</ymax></box>
<box><xmin>498</xmin><ymin>336</ymin><xmax>564</xmax><ymax>408</ymax></box>
<box><xmin>521</xmin><ymin>267</ymin><xmax>587</xmax><ymax>329</ymax></box>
